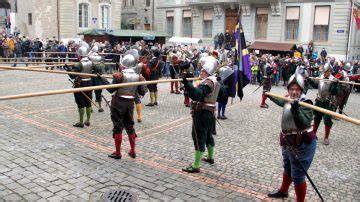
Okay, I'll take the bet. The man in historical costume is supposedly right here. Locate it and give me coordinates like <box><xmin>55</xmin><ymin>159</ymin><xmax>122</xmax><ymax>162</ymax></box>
<box><xmin>146</xmin><ymin>49</ymin><xmax>164</xmax><ymax>106</ymax></box>
<box><xmin>334</xmin><ymin>62</ymin><xmax>352</xmax><ymax>115</ymax></box>
<box><xmin>67</xmin><ymin>42</ymin><xmax>94</xmax><ymax>128</ymax></box>
<box><xmin>179</xmin><ymin>50</ymin><xmax>195</xmax><ymax>107</ymax></box>
<box><xmin>89</xmin><ymin>43</ymin><xmax>105</xmax><ymax>112</ymax></box>
<box><xmin>267</xmin><ymin>74</ymin><xmax>317</xmax><ymax>202</ymax></box>
<box><xmin>132</xmin><ymin>46</ymin><xmax>148</xmax><ymax>122</ymax></box>
<box><xmin>181</xmin><ymin>59</ymin><xmax>224</xmax><ymax>173</ymax></box>
<box><xmin>260</xmin><ymin>62</ymin><xmax>273</xmax><ymax>108</ymax></box>
<box><xmin>308</xmin><ymin>63</ymin><xmax>339</xmax><ymax>145</ymax></box>
<box><xmin>217</xmin><ymin>64</ymin><xmax>235</xmax><ymax>119</ymax></box>
<box><xmin>100</xmin><ymin>53</ymin><xmax>146</xmax><ymax>159</ymax></box>
<box><xmin>170</xmin><ymin>51</ymin><xmax>182</xmax><ymax>94</ymax></box>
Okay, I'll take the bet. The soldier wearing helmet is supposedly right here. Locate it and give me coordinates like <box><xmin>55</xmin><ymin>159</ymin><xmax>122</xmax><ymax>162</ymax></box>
<box><xmin>99</xmin><ymin>52</ymin><xmax>146</xmax><ymax>159</ymax></box>
<box><xmin>308</xmin><ymin>62</ymin><xmax>340</xmax><ymax>145</ymax></box>
<box><xmin>87</xmin><ymin>42</ymin><xmax>106</xmax><ymax>113</ymax></box>
<box><xmin>67</xmin><ymin>41</ymin><xmax>94</xmax><ymax>128</ymax></box>
<box><xmin>180</xmin><ymin>57</ymin><xmax>224</xmax><ymax>173</ymax></box>
<box><xmin>169</xmin><ymin>50</ymin><xmax>182</xmax><ymax>94</ymax></box>
<box><xmin>260</xmin><ymin>62</ymin><xmax>274</xmax><ymax>108</ymax></box>
<box><xmin>267</xmin><ymin>73</ymin><xmax>316</xmax><ymax>202</ymax></box>
<box><xmin>334</xmin><ymin>62</ymin><xmax>352</xmax><ymax>115</ymax></box>
<box><xmin>179</xmin><ymin>50</ymin><xmax>195</xmax><ymax>107</ymax></box>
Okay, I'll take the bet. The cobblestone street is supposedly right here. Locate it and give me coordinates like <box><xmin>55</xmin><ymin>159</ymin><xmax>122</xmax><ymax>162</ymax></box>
<box><xmin>0</xmin><ymin>70</ymin><xmax>359</xmax><ymax>201</ymax></box>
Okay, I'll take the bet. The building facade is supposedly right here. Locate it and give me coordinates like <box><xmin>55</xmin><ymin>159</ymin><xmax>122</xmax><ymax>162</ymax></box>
<box><xmin>154</xmin><ymin>0</ymin><xmax>360</xmax><ymax>60</ymax></box>
<box><xmin>10</xmin><ymin>0</ymin><xmax>122</xmax><ymax>40</ymax></box>
<box><xmin>121</xmin><ymin>0</ymin><xmax>154</xmax><ymax>30</ymax></box>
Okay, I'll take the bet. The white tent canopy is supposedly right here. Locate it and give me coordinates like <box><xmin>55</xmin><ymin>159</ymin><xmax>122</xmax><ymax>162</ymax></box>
<box><xmin>168</xmin><ymin>37</ymin><xmax>202</xmax><ymax>44</ymax></box>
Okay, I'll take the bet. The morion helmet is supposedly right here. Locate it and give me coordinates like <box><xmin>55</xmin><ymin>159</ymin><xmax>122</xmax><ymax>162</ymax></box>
<box><xmin>343</xmin><ymin>62</ymin><xmax>352</xmax><ymax>72</ymax></box>
<box><xmin>120</xmin><ymin>54</ymin><xmax>137</xmax><ymax>69</ymax></box>
<box><xmin>288</xmin><ymin>73</ymin><xmax>305</xmax><ymax>92</ymax></box>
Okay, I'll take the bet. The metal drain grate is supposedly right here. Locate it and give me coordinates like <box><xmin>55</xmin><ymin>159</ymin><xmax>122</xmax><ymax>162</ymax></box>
<box><xmin>102</xmin><ymin>189</ymin><xmax>138</xmax><ymax>202</ymax></box>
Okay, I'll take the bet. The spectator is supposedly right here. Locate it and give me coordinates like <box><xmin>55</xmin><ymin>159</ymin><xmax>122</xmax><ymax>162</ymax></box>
<box><xmin>213</xmin><ymin>33</ymin><xmax>219</xmax><ymax>50</ymax></box>
<box><xmin>320</xmin><ymin>48</ymin><xmax>327</xmax><ymax>63</ymax></box>
<box><xmin>33</xmin><ymin>38</ymin><xmax>43</xmax><ymax>62</ymax></box>
<box><xmin>12</xmin><ymin>37</ymin><xmax>26</xmax><ymax>67</ymax></box>
<box><xmin>218</xmin><ymin>33</ymin><xmax>224</xmax><ymax>48</ymax></box>
<box><xmin>57</xmin><ymin>41</ymin><xmax>67</xmax><ymax>69</ymax></box>
<box><xmin>297</xmin><ymin>44</ymin><xmax>304</xmax><ymax>57</ymax></box>
<box><xmin>3</xmin><ymin>36</ymin><xmax>11</xmax><ymax>62</ymax></box>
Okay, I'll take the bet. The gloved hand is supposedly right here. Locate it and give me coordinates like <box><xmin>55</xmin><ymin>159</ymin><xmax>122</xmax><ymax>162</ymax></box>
<box><xmin>291</xmin><ymin>99</ymin><xmax>299</xmax><ymax>110</ymax></box>
<box><xmin>181</xmin><ymin>74</ymin><xmax>188</xmax><ymax>84</ymax></box>
<box><xmin>96</xmin><ymin>73</ymin><xmax>102</xmax><ymax>79</ymax></box>
<box><xmin>333</xmin><ymin>77</ymin><xmax>339</xmax><ymax>83</ymax></box>
<box><xmin>64</xmin><ymin>64</ymin><xmax>71</xmax><ymax>71</ymax></box>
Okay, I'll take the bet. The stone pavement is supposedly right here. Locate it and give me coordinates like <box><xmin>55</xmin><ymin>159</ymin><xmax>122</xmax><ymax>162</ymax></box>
<box><xmin>0</xmin><ymin>69</ymin><xmax>359</xmax><ymax>201</ymax></box>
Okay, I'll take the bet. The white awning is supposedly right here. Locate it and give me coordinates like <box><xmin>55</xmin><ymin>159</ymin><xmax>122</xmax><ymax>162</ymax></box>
<box><xmin>168</xmin><ymin>37</ymin><xmax>202</xmax><ymax>44</ymax></box>
<box><xmin>183</xmin><ymin>10</ymin><xmax>192</xmax><ymax>18</ymax></box>
<box><xmin>166</xmin><ymin>11</ymin><xmax>174</xmax><ymax>17</ymax></box>
<box><xmin>286</xmin><ymin>7</ymin><xmax>300</xmax><ymax>20</ymax></box>
<box><xmin>256</xmin><ymin>8</ymin><xmax>269</xmax><ymax>15</ymax></box>
<box><xmin>203</xmin><ymin>9</ymin><xmax>213</xmax><ymax>21</ymax></box>
<box><xmin>314</xmin><ymin>6</ymin><xmax>330</xmax><ymax>25</ymax></box>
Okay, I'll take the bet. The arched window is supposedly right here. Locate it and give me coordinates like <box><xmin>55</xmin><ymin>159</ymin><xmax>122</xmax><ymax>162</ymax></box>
<box><xmin>78</xmin><ymin>3</ymin><xmax>89</xmax><ymax>28</ymax></box>
<box><xmin>100</xmin><ymin>5</ymin><xmax>110</xmax><ymax>29</ymax></box>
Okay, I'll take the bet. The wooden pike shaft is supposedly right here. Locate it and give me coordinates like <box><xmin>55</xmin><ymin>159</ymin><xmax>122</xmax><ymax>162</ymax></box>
<box><xmin>0</xmin><ymin>78</ymin><xmax>199</xmax><ymax>101</ymax></box>
<box><xmin>265</xmin><ymin>92</ymin><xmax>360</xmax><ymax>125</ymax></box>
<box><xmin>0</xmin><ymin>57</ymin><xmax>78</xmax><ymax>60</ymax></box>
<box><xmin>0</xmin><ymin>62</ymin><xmax>117</xmax><ymax>65</ymax></box>
<box><xmin>0</xmin><ymin>64</ymin><xmax>72</xmax><ymax>68</ymax></box>
<box><xmin>345</xmin><ymin>74</ymin><xmax>360</xmax><ymax>77</ymax></box>
<box><xmin>27</xmin><ymin>51</ymin><xmax>123</xmax><ymax>56</ymax></box>
<box><xmin>0</xmin><ymin>66</ymin><xmax>112</xmax><ymax>78</ymax></box>
<box><xmin>309</xmin><ymin>77</ymin><xmax>360</xmax><ymax>86</ymax></box>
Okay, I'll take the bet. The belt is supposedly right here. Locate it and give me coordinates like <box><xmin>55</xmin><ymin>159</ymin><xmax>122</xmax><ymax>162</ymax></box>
<box><xmin>81</xmin><ymin>78</ymin><xmax>91</xmax><ymax>81</ymax></box>
<box><xmin>204</xmin><ymin>103</ymin><xmax>216</xmax><ymax>107</ymax></box>
<box><xmin>115</xmin><ymin>93</ymin><xmax>135</xmax><ymax>99</ymax></box>
<box><xmin>282</xmin><ymin>128</ymin><xmax>312</xmax><ymax>135</ymax></box>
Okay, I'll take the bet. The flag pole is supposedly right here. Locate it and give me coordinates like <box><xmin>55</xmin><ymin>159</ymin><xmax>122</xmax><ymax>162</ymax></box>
<box><xmin>237</xmin><ymin>4</ymin><xmax>244</xmax><ymax>100</ymax></box>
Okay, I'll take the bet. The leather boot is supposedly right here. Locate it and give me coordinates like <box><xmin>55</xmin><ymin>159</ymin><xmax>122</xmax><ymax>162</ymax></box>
<box><xmin>136</xmin><ymin>104</ymin><xmax>142</xmax><ymax>122</ymax></box>
<box><xmin>128</xmin><ymin>134</ymin><xmax>136</xmax><ymax>158</ymax></box>
<box><xmin>312</xmin><ymin>122</ymin><xmax>320</xmax><ymax>134</ymax></box>
<box><xmin>294</xmin><ymin>181</ymin><xmax>306</xmax><ymax>202</ymax></box>
<box><xmin>108</xmin><ymin>134</ymin><xmax>122</xmax><ymax>159</ymax></box>
<box><xmin>175</xmin><ymin>82</ymin><xmax>180</xmax><ymax>94</ymax></box>
<box><xmin>324</xmin><ymin>125</ymin><xmax>331</xmax><ymax>145</ymax></box>
<box><xmin>268</xmin><ymin>174</ymin><xmax>292</xmax><ymax>198</ymax></box>
<box><xmin>170</xmin><ymin>82</ymin><xmax>175</xmax><ymax>93</ymax></box>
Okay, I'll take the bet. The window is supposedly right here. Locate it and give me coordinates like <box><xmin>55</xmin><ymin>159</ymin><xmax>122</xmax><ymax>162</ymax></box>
<box><xmin>130</xmin><ymin>0</ymin><xmax>134</xmax><ymax>7</ymax></box>
<box><xmin>285</xmin><ymin>7</ymin><xmax>300</xmax><ymax>41</ymax></box>
<box><xmin>146</xmin><ymin>0</ymin><xmax>150</xmax><ymax>7</ymax></box>
<box><xmin>313</xmin><ymin>6</ymin><xmax>330</xmax><ymax>41</ymax></box>
<box><xmin>255</xmin><ymin>8</ymin><xmax>268</xmax><ymax>39</ymax></box>
<box><xmin>183</xmin><ymin>10</ymin><xmax>192</xmax><ymax>37</ymax></box>
<box><xmin>78</xmin><ymin>3</ymin><xmax>89</xmax><ymax>28</ymax></box>
<box><xmin>28</xmin><ymin>13</ymin><xmax>32</xmax><ymax>25</ymax></box>
<box><xmin>123</xmin><ymin>0</ymin><xmax>127</xmax><ymax>7</ymax></box>
<box><xmin>203</xmin><ymin>9</ymin><xmax>213</xmax><ymax>38</ymax></box>
<box><xmin>101</xmin><ymin>5</ymin><xmax>110</xmax><ymax>29</ymax></box>
<box><xmin>166</xmin><ymin>11</ymin><xmax>174</xmax><ymax>35</ymax></box>
<box><xmin>144</xmin><ymin>24</ymin><xmax>150</xmax><ymax>30</ymax></box>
